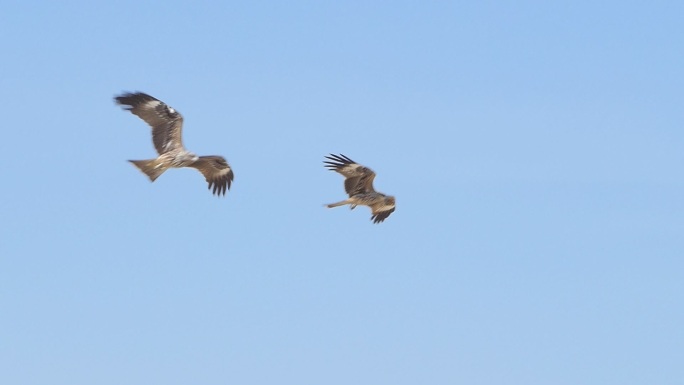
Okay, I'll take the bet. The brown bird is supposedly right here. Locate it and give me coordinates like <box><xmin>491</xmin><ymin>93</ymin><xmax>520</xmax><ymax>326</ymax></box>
<box><xmin>115</xmin><ymin>92</ymin><xmax>234</xmax><ymax>196</ymax></box>
<box><xmin>324</xmin><ymin>154</ymin><xmax>396</xmax><ymax>223</ymax></box>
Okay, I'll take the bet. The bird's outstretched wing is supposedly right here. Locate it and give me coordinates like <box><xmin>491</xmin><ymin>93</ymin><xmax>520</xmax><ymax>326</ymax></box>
<box><xmin>370</xmin><ymin>202</ymin><xmax>395</xmax><ymax>224</ymax></box>
<box><xmin>189</xmin><ymin>156</ymin><xmax>234</xmax><ymax>196</ymax></box>
<box><xmin>115</xmin><ymin>92</ymin><xmax>184</xmax><ymax>155</ymax></box>
<box><xmin>324</xmin><ymin>154</ymin><xmax>377</xmax><ymax>196</ymax></box>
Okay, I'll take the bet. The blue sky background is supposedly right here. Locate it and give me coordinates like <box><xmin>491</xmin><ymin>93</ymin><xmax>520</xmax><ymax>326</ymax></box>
<box><xmin>1</xmin><ymin>1</ymin><xmax>683</xmax><ymax>384</ymax></box>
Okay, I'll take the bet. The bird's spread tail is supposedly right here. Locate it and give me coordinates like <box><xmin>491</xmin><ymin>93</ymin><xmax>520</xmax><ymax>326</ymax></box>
<box><xmin>129</xmin><ymin>159</ymin><xmax>167</xmax><ymax>182</ymax></box>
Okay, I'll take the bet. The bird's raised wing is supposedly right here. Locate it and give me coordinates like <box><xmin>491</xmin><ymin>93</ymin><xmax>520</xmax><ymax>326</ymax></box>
<box><xmin>370</xmin><ymin>200</ymin><xmax>396</xmax><ymax>224</ymax></box>
<box><xmin>324</xmin><ymin>154</ymin><xmax>377</xmax><ymax>196</ymax></box>
<box><xmin>115</xmin><ymin>92</ymin><xmax>184</xmax><ymax>155</ymax></box>
<box><xmin>189</xmin><ymin>156</ymin><xmax>234</xmax><ymax>196</ymax></box>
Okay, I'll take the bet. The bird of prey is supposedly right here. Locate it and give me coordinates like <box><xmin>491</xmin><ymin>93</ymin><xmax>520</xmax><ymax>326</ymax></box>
<box><xmin>114</xmin><ymin>92</ymin><xmax>234</xmax><ymax>196</ymax></box>
<box><xmin>324</xmin><ymin>154</ymin><xmax>396</xmax><ymax>223</ymax></box>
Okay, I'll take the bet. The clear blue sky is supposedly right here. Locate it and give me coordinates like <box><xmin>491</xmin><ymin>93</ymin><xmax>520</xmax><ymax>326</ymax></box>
<box><xmin>2</xmin><ymin>1</ymin><xmax>683</xmax><ymax>384</ymax></box>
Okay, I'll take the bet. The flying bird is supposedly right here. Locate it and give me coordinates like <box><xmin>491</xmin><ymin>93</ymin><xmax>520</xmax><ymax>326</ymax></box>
<box><xmin>324</xmin><ymin>154</ymin><xmax>396</xmax><ymax>223</ymax></box>
<box><xmin>114</xmin><ymin>92</ymin><xmax>234</xmax><ymax>196</ymax></box>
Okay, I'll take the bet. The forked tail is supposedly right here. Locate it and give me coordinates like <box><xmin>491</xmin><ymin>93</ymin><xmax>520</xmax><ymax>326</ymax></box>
<box><xmin>129</xmin><ymin>159</ymin><xmax>167</xmax><ymax>182</ymax></box>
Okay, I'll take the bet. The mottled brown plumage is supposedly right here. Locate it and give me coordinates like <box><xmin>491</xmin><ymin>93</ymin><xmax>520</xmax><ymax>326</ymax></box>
<box><xmin>115</xmin><ymin>92</ymin><xmax>233</xmax><ymax>196</ymax></box>
<box><xmin>324</xmin><ymin>154</ymin><xmax>396</xmax><ymax>223</ymax></box>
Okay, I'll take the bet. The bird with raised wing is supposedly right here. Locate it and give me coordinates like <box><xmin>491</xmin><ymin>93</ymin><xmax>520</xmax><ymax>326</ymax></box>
<box><xmin>114</xmin><ymin>92</ymin><xmax>234</xmax><ymax>196</ymax></box>
<box><xmin>324</xmin><ymin>154</ymin><xmax>396</xmax><ymax>223</ymax></box>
